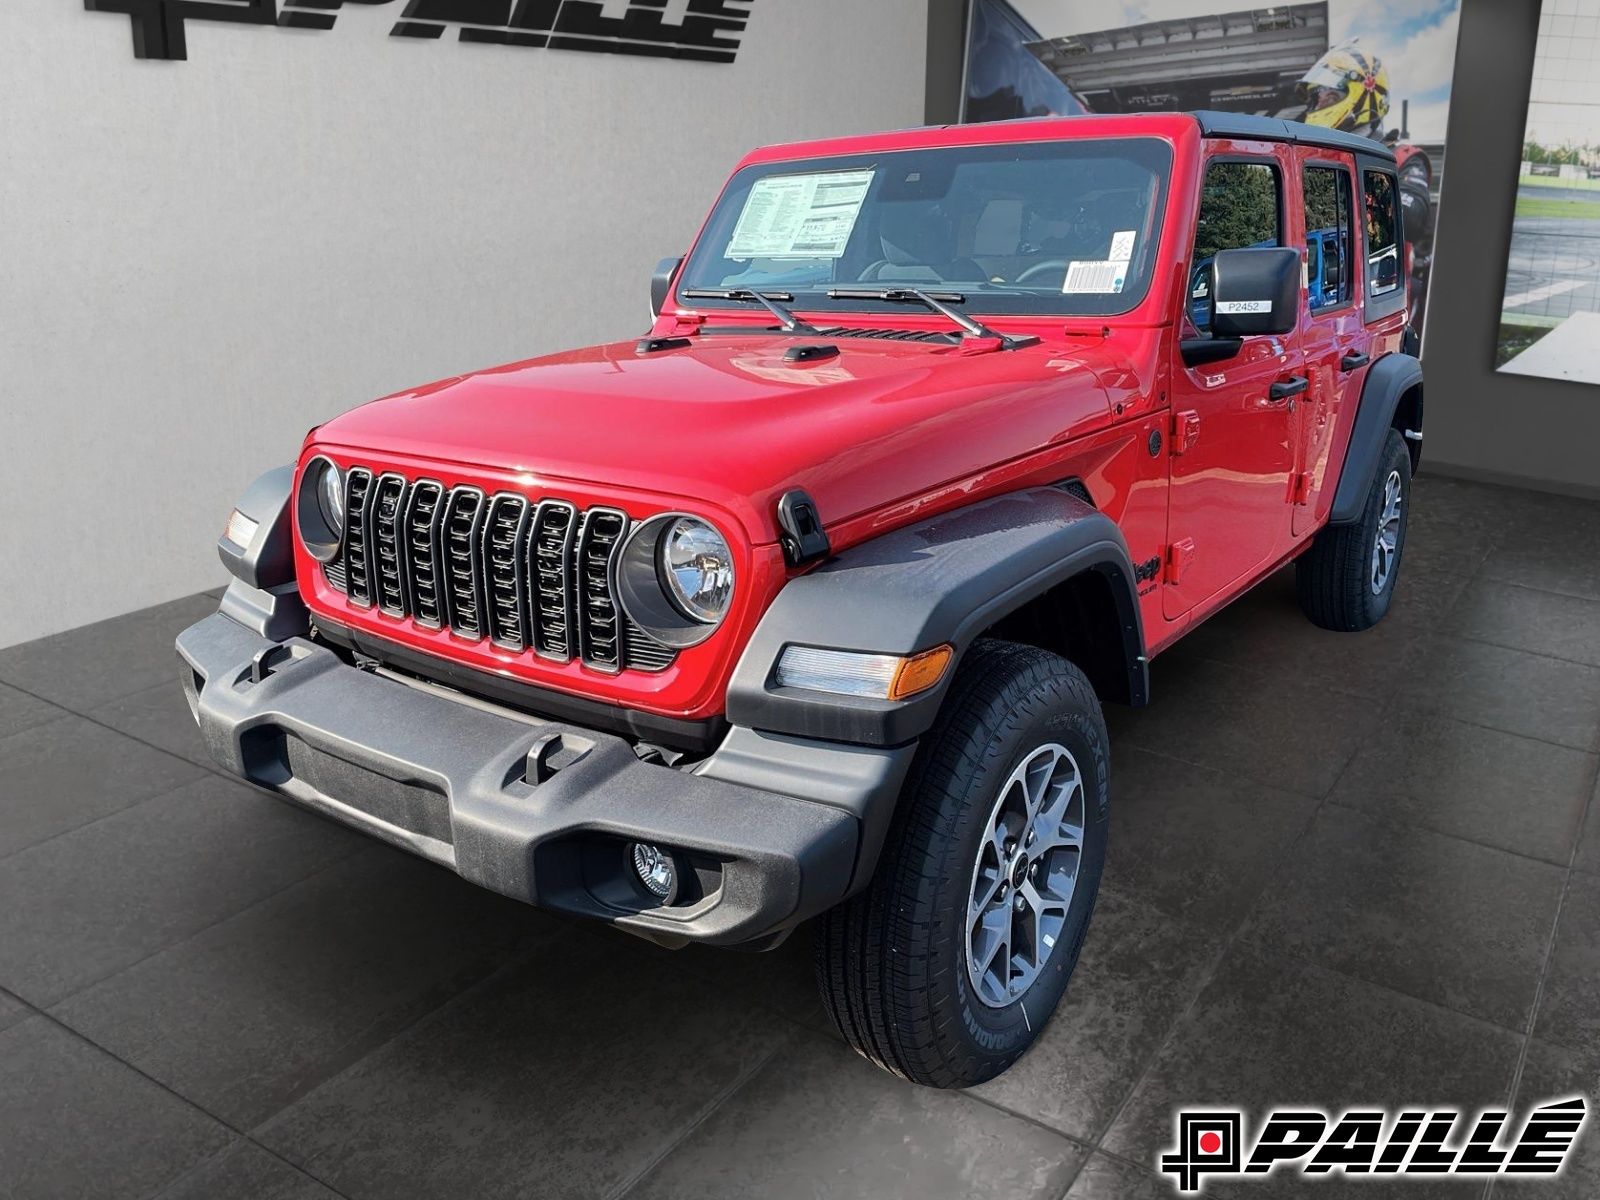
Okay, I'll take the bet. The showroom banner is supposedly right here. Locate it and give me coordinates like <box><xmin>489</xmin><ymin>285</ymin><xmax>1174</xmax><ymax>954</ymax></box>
<box><xmin>1495</xmin><ymin>0</ymin><xmax>1600</xmax><ymax>386</ymax></box>
<box><xmin>963</xmin><ymin>0</ymin><xmax>1464</xmax><ymax>349</ymax></box>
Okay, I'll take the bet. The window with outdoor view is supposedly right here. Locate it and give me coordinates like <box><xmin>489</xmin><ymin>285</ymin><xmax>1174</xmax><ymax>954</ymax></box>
<box><xmin>1189</xmin><ymin>160</ymin><xmax>1281</xmax><ymax>328</ymax></box>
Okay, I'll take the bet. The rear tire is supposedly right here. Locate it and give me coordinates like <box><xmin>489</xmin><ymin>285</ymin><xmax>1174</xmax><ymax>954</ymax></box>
<box><xmin>1296</xmin><ymin>428</ymin><xmax>1411</xmax><ymax>632</ymax></box>
<box><xmin>814</xmin><ymin>639</ymin><xmax>1109</xmax><ymax>1088</ymax></box>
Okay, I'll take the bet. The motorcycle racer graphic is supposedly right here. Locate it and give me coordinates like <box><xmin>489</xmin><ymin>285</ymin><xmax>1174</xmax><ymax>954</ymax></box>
<box><xmin>1297</xmin><ymin>39</ymin><xmax>1434</xmax><ymax>345</ymax></box>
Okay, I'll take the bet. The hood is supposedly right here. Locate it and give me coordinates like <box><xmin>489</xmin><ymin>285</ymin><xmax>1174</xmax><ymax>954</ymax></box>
<box><xmin>312</xmin><ymin>332</ymin><xmax>1123</xmax><ymax>545</ymax></box>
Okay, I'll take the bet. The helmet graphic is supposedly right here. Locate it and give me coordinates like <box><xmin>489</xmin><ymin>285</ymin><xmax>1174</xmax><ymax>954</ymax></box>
<box><xmin>1298</xmin><ymin>40</ymin><xmax>1390</xmax><ymax>137</ymax></box>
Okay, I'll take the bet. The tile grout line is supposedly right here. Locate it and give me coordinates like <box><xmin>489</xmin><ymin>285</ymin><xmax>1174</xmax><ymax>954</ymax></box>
<box><xmin>606</xmin><ymin>1033</ymin><xmax>797</xmax><ymax>1200</ymax></box>
<box><xmin>1485</xmin><ymin>776</ymin><xmax>1597</xmax><ymax>1200</ymax></box>
<box><xmin>1065</xmin><ymin>546</ymin><xmax>1520</xmax><ymax>1178</ymax></box>
<box><xmin>30</xmin><ymin>846</ymin><xmax>365</xmax><ymax>1015</ymax></box>
<box><xmin>1319</xmin><ymin>795</ymin><xmax>1592</xmax><ymax>874</ymax></box>
<box><xmin>0</xmin><ymin>674</ymin><xmax>243</xmax><ymax>786</ymax></box>
<box><xmin>1444</xmin><ymin>629</ymin><xmax>1600</xmax><ymax>674</ymax></box>
<box><xmin>1077</xmin><ymin>713</ymin><xmax>1380</xmax><ymax>1174</ymax></box>
<box><xmin>2</xmin><ymin>990</ymin><xmax>355</xmax><ymax>1200</ymax></box>
<box><xmin>234</xmin><ymin>924</ymin><xmax>583</xmax><ymax>1135</ymax></box>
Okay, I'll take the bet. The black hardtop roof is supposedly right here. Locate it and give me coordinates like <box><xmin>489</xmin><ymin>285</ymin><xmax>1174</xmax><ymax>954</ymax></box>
<box><xmin>1189</xmin><ymin>110</ymin><xmax>1397</xmax><ymax>163</ymax></box>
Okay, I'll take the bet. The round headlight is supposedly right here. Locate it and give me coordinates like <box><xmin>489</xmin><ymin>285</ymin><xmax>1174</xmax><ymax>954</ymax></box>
<box><xmin>615</xmin><ymin>514</ymin><xmax>736</xmax><ymax>649</ymax></box>
<box><xmin>296</xmin><ymin>455</ymin><xmax>345</xmax><ymax>564</ymax></box>
<box><xmin>318</xmin><ymin>461</ymin><xmax>345</xmax><ymax>533</ymax></box>
<box><xmin>660</xmin><ymin>517</ymin><xmax>734</xmax><ymax>624</ymax></box>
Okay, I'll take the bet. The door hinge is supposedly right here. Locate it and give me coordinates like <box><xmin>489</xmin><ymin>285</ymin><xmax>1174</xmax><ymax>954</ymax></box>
<box><xmin>1292</xmin><ymin>471</ymin><xmax>1313</xmax><ymax>505</ymax></box>
<box><xmin>1164</xmin><ymin>538</ymin><xmax>1196</xmax><ymax>585</ymax></box>
<box><xmin>1171</xmin><ymin>410</ymin><xmax>1201</xmax><ymax>456</ymax></box>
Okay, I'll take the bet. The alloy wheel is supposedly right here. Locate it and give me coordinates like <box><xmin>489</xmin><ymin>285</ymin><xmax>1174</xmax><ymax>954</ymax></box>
<box><xmin>965</xmin><ymin>742</ymin><xmax>1086</xmax><ymax>1008</ymax></box>
<box><xmin>1370</xmin><ymin>469</ymin><xmax>1403</xmax><ymax>595</ymax></box>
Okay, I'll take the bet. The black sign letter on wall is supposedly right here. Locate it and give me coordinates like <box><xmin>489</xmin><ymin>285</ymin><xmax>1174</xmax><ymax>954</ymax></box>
<box><xmin>279</xmin><ymin>0</ymin><xmax>397</xmax><ymax>33</ymax></box>
<box><xmin>85</xmin><ymin>0</ymin><xmax>277</xmax><ymax>60</ymax></box>
<box><xmin>87</xmin><ymin>0</ymin><xmax>751</xmax><ymax>60</ymax></box>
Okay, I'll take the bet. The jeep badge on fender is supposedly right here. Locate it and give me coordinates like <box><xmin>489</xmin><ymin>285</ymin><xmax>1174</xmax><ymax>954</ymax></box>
<box><xmin>179</xmin><ymin>111</ymin><xmax>1422</xmax><ymax>1088</ymax></box>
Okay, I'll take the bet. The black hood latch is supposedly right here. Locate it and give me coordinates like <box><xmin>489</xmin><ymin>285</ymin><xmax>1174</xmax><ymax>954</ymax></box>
<box><xmin>776</xmin><ymin>489</ymin><xmax>831</xmax><ymax>568</ymax></box>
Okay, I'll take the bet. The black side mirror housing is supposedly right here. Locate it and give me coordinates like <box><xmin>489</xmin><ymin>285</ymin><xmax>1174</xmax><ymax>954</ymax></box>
<box><xmin>1208</xmin><ymin>246</ymin><xmax>1301</xmax><ymax>338</ymax></box>
<box><xmin>651</xmin><ymin>256</ymin><xmax>684</xmax><ymax>320</ymax></box>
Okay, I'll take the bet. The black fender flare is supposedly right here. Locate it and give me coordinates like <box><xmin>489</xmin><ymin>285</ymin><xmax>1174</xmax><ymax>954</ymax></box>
<box><xmin>1330</xmin><ymin>353</ymin><xmax>1424</xmax><ymax>526</ymax></box>
<box><xmin>214</xmin><ymin>465</ymin><xmax>308</xmax><ymax>643</ymax></box>
<box><xmin>725</xmin><ymin>487</ymin><xmax>1148</xmax><ymax>748</ymax></box>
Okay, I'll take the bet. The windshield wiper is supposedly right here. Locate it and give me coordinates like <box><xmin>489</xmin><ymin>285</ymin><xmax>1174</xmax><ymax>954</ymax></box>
<box><xmin>826</xmin><ymin>287</ymin><xmax>1036</xmax><ymax>349</ymax></box>
<box><xmin>681</xmin><ymin>288</ymin><xmax>819</xmax><ymax>334</ymax></box>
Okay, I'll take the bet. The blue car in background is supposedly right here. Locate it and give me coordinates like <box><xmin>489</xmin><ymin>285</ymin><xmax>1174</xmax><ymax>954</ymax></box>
<box><xmin>1191</xmin><ymin>227</ymin><xmax>1348</xmax><ymax>329</ymax></box>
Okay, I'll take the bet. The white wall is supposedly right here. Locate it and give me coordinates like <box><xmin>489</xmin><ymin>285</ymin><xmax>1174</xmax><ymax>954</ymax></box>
<box><xmin>0</xmin><ymin>0</ymin><xmax>927</xmax><ymax>647</ymax></box>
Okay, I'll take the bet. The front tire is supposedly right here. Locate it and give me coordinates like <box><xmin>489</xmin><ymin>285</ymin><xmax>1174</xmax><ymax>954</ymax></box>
<box><xmin>814</xmin><ymin>639</ymin><xmax>1109</xmax><ymax>1088</ymax></box>
<box><xmin>1296</xmin><ymin>428</ymin><xmax>1412</xmax><ymax>631</ymax></box>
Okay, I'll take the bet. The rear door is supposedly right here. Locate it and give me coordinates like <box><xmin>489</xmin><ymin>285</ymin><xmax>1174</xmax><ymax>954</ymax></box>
<box><xmin>1164</xmin><ymin>147</ymin><xmax>1305</xmax><ymax>620</ymax></box>
<box><xmin>1291</xmin><ymin>151</ymin><xmax>1368</xmax><ymax>537</ymax></box>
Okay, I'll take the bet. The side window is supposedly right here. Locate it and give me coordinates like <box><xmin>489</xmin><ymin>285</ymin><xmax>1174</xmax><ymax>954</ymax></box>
<box><xmin>1302</xmin><ymin>165</ymin><xmax>1354</xmax><ymax>311</ymax></box>
<box><xmin>1191</xmin><ymin>160</ymin><xmax>1281</xmax><ymax>328</ymax></box>
<box><xmin>1362</xmin><ymin>169</ymin><xmax>1400</xmax><ymax>296</ymax></box>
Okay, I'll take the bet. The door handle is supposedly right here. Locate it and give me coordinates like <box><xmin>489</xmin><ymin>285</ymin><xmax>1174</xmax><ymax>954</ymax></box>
<box><xmin>1340</xmin><ymin>350</ymin><xmax>1370</xmax><ymax>372</ymax></box>
<box><xmin>1269</xmin><ymin>376</ymin><xmax>1309</xmax><ymax>402</ymax></box>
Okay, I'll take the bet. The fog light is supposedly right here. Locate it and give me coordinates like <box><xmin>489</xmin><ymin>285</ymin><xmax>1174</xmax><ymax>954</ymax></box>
<box><xmin>631</xmin><ymin>842</ymin><xmax>676</xmax><ymax>900</ymax></box>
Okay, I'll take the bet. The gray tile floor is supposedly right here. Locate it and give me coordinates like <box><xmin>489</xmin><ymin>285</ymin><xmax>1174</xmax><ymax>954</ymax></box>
<box><xmin>0</xmin><ymin>475</ymin><xmax>1597</xmax><ymax>1200</ymax></box>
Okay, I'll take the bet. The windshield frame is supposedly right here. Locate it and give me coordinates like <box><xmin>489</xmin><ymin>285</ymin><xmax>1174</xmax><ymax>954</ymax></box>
<box><xmin>674</xmin><ymin>135</ymin><xmax>1176</xmax><ymax>322</ymax></box>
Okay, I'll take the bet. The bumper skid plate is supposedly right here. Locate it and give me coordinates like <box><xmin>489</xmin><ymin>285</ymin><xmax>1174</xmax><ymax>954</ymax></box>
<box><xmin>177</xmin><ymin>612</ymin><xmax>863</xmax><ymax>946</ymax></box>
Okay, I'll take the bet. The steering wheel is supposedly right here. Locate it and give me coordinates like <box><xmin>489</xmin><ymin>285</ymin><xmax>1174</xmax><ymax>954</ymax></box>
<box><xmin>1015</xmin><ymin>259</ymin><xmax>1072</xmax><ymax>285</ymax></box>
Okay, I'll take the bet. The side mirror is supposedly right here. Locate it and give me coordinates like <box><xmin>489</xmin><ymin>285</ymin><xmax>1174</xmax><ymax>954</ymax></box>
<box><xmin>1209</xmin><ymin>246</ymin><xmax>1301</xmax><ymax>338</ymax></box>
<box><xmin>651</xmin><ymin>256</ymin><xmax>684</xmax><ymax>320</ymax></box>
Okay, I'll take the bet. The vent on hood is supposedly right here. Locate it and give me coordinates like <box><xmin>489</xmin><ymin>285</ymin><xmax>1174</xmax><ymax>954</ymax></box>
<box><xmin>817</xmin><ymin>326</ymin><xmax>960</xmax><ymax>345</ymax></box>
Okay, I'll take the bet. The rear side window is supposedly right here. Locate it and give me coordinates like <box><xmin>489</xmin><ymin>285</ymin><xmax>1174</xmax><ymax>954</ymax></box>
<box><xmin>1190</xmin><ymin>160</ymin><xmax>1282</xmax><ymax>329</ymax></box>
<box><xmin>1362</xmin><ymin>169</ymin><xmax>1400</xmax><ymax>296</ymax></box>
<box><xmin>1303</xmin><ymin>165</ymin><xmax>1354</xmax><ymax>310</ymax></box>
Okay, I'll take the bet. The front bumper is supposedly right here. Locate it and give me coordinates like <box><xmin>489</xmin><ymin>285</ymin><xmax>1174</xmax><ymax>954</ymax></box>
<box><xmin>177</xmin><ymin>609</ymin><xmax>913</xmax><ymax>947</ymax></box>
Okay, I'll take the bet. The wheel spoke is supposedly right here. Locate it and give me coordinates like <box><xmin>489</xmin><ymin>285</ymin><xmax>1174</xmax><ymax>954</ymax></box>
<box><xmin>970</xmin><ymin>866</ymin><xmax>1003</xmax><ymax>915</ymax></box>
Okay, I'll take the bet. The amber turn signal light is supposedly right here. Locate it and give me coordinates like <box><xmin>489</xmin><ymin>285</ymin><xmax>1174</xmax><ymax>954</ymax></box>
<box><xmin>888</xmin><ymin>644</ymin><xmax>954</xmax><ymax>701</ymax></box>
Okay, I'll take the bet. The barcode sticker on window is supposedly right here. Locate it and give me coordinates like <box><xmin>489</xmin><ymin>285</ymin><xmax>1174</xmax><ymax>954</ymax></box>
<box><xmin>1063</xmin><ymin>260</ymin><xmax>1125</xmax><ymax>294</ymax></box>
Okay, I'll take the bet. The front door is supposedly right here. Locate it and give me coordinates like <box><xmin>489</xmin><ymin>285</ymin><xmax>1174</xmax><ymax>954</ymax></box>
<box><xmin>1165</xmin><ymin>151</ymin><xmax>1304</xmax><ymax>619</ymax></box>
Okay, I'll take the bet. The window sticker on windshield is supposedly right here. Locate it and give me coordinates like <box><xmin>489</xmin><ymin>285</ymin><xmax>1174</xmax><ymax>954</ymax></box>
<box><xmin>1108</xmin><ymin>230</ymin><xmax>1137</xmax><ymax>262</ymax></box>
<box><xmin>725</xmin><ymin>169</ymin><xmax>876</xmax><ymax>260</ymax></box>
<box><xmin>1063</xmin><ymin>261</ymin><xmax>1126</xmax><ymax>294</ymax></box>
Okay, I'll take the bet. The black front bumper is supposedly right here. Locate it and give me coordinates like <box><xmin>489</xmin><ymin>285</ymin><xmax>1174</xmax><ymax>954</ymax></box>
<box><xmin>177</xmin><ymin>610</ymin><xmax>913</xmax><ymax>947</ymax></box>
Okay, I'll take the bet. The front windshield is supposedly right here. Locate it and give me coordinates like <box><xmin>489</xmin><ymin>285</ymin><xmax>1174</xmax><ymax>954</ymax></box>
<box><xmin>678</xmin><ymin>136</ymin><xmax>1173</xmax><ymax>319</ymax></box>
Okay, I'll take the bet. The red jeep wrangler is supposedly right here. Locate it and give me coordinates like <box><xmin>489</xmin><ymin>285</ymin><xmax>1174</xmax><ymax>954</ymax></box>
<box><xmin>180</xmin><ymin>111</ymin><xmax>1422</xmax><ymax>1088</ymax></box>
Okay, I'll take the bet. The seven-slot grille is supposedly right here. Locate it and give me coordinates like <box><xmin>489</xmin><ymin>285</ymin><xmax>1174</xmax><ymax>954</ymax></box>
<box><xmin>322</xmin><ymin>468</ymin><xmax>674</xmax><ymax>674</ymax></box>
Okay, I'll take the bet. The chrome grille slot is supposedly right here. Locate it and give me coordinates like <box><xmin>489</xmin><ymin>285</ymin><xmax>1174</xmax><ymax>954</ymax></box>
<box><xmin>371</xmin><ymin>474</ymin><xmax>410</xmax><ymax>617</ymax></box>
<box><xmin>404</xmin><ymin>481</ymin><xmax>446</xmax><ymax>628</ymax></box>
<box><xmin>343</xmin><ymin>468</ymin><xmax>375</xmax><ymax>608</ymax></box>
<box><xmin>441</xmin><ymin>488</ymin><xmax>488</xmax><ymax>641</ymax></box>
<box><xmin>483</xmin><ymin>494</ymin><xmax>531</xmax><ymax>649</ymax></box>
<box><xmin>623</xmin><ymin>614</ymin><xmax>676</xmax><ymax>673</ymax></box>
<box><xmin>323</xmin><ymin>470</ymin><xmax>676</xmax><ymax>673</ymax></box>
<box><xmin>576</xmin><ymin>509</ymin><xmax>628</xmax><ymax>672</ymax></box>
<box><xmin>530</xmin><ymin>501</ymin><xmax>578</xmax><ymax>661</ymax></box>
